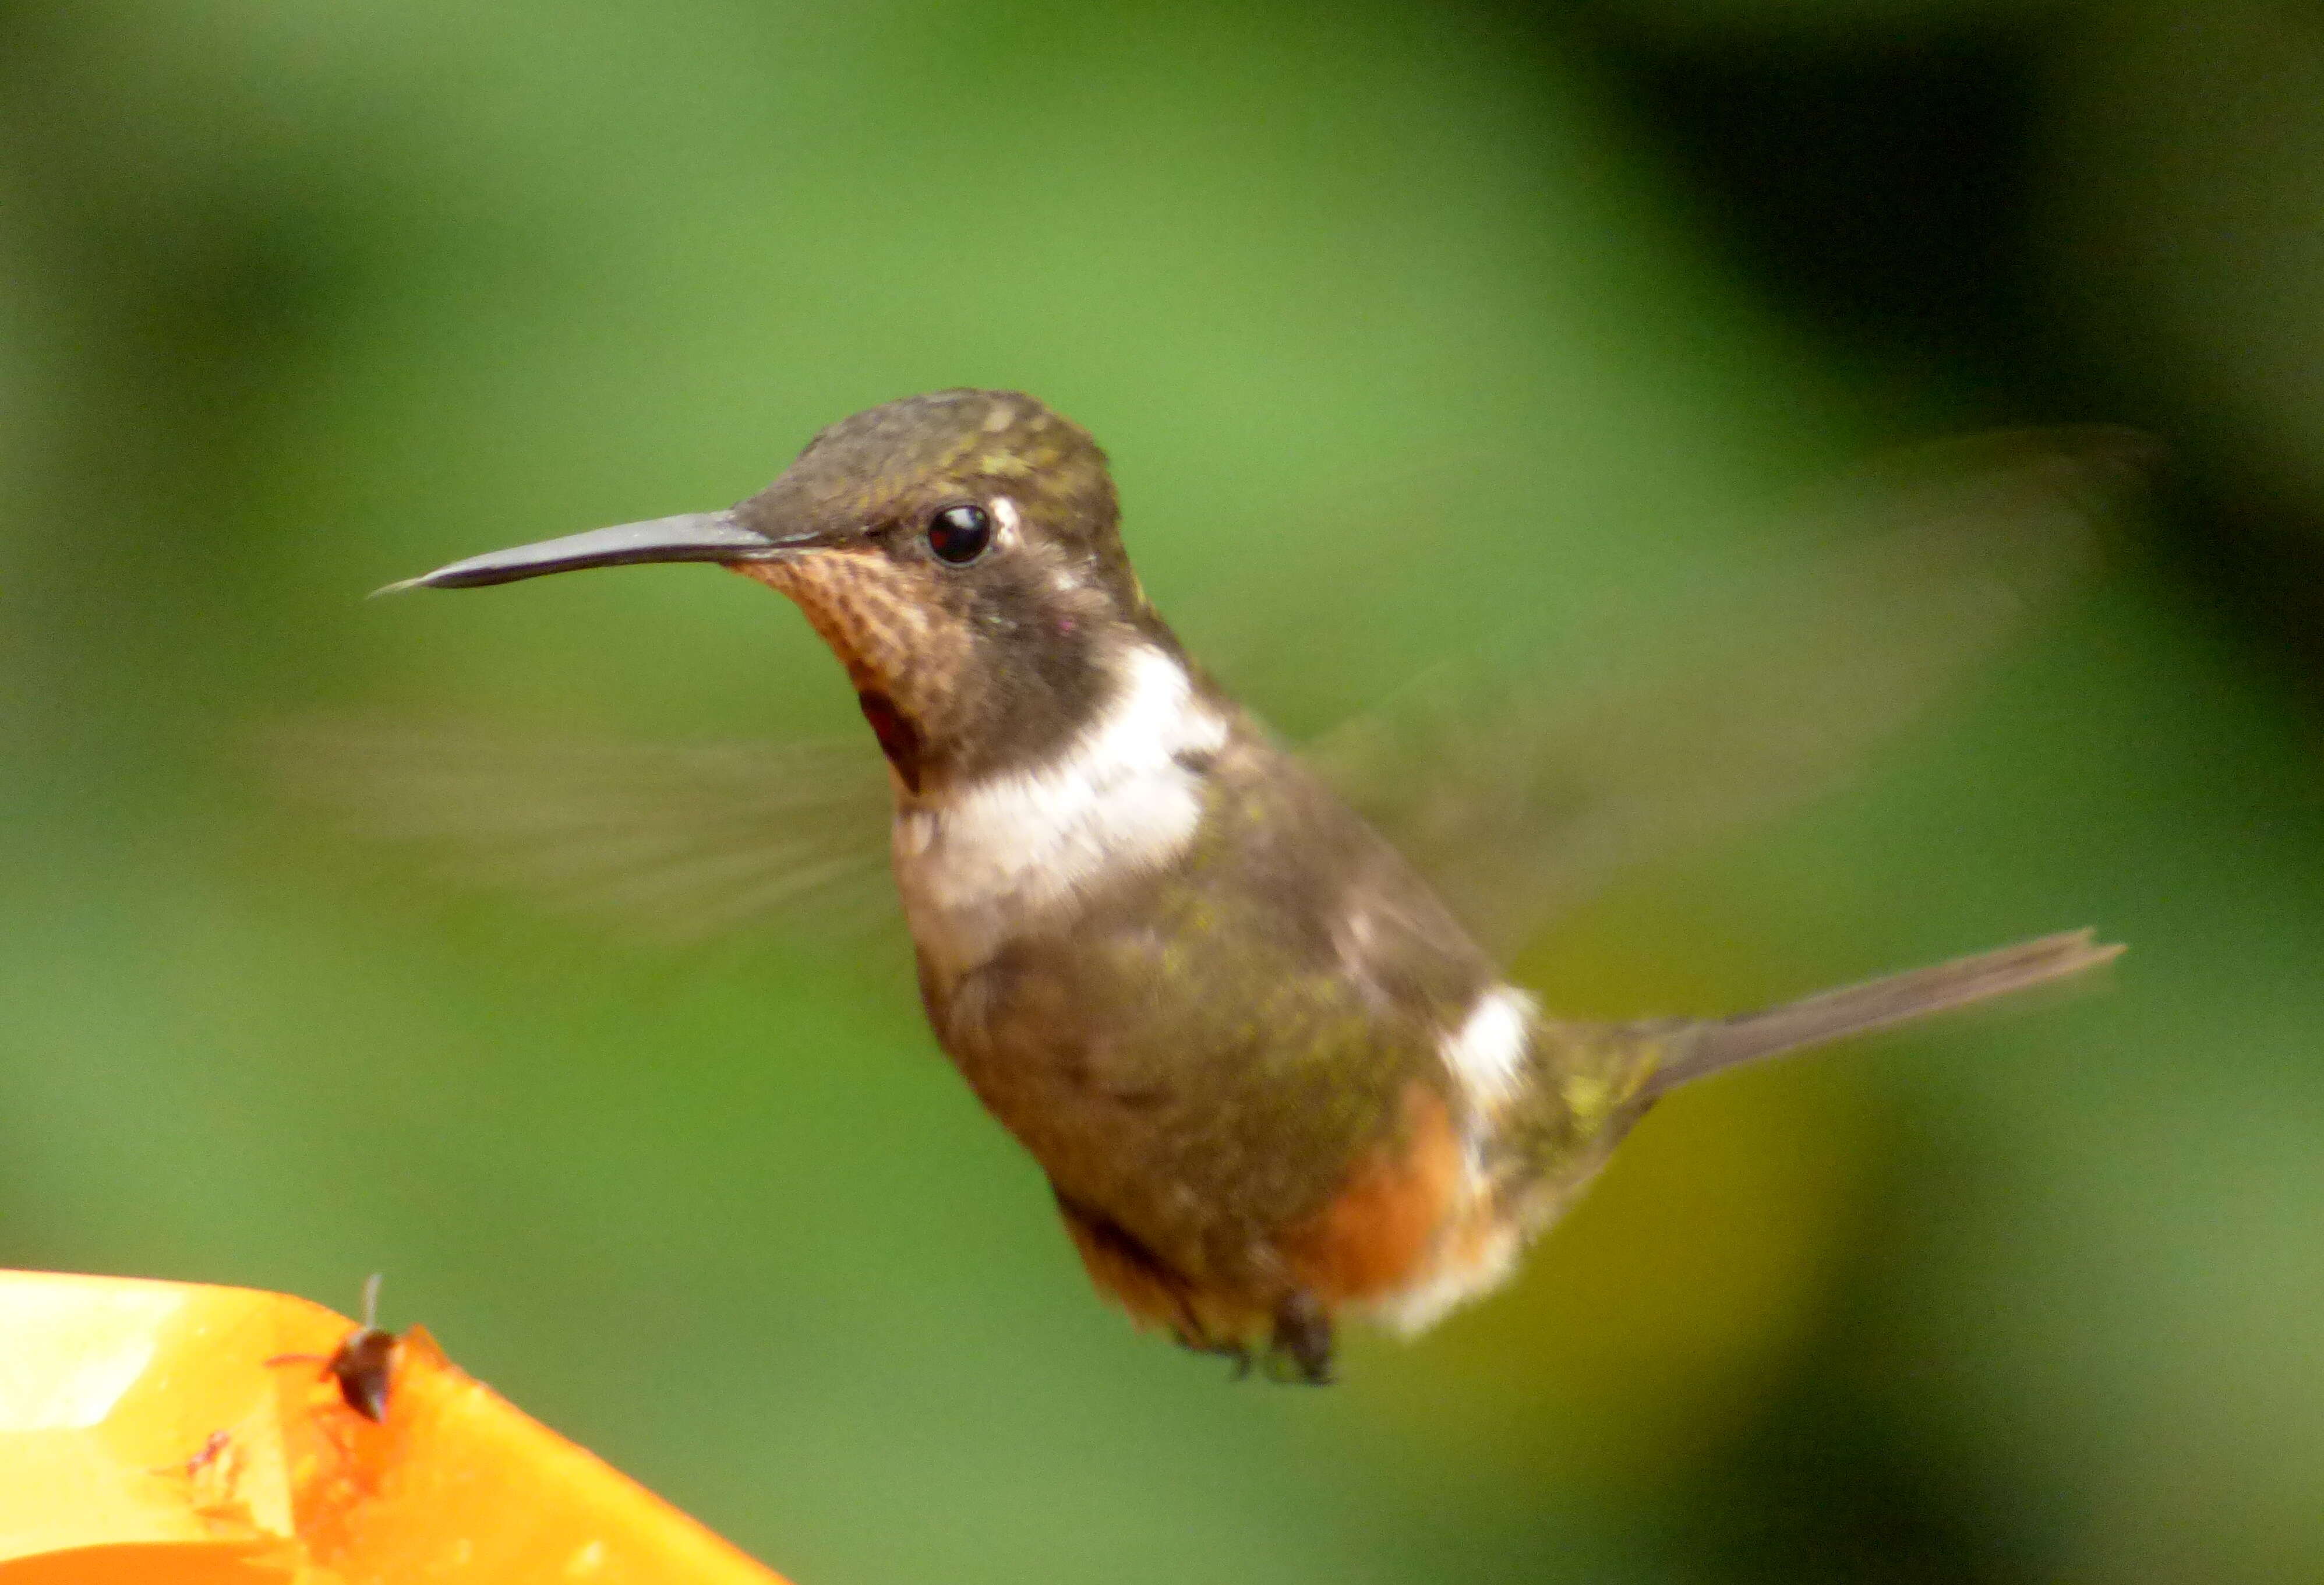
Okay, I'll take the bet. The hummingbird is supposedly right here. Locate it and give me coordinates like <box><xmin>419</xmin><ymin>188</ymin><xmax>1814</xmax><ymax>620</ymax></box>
<box><xmin>384</xmin><ymin>389</ymin><xmax>2122</xmax><ymax>1383</ymax></box>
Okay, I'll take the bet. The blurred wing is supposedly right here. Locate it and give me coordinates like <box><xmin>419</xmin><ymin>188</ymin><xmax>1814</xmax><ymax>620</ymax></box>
<box><xmin>1306</xmin><ymin>429</ymin><xmax>2150</xmax><ymax>961</ymax></box>
<box><xmin>268</xmin><ymin>721</ymin><xmax>899</xmax><ymax>945</ymax></box>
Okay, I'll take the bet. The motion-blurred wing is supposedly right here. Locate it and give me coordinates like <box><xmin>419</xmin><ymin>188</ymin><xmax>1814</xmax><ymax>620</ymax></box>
<box><xmin>1306</xmin><ymin>430</ymin><xmax>2149</xmax><ymax>961</ymax></box>
<box><xmin>269</xmin><ymin>721</ymin><xmax>899</xmax><ymax>945</ymax></box>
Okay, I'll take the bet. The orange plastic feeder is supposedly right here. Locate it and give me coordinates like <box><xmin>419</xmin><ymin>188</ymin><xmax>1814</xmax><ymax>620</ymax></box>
<box><xmin>0</xmin><ymin>1269</ymin><xmax>787</xmax><ymax>1584</ymax></box>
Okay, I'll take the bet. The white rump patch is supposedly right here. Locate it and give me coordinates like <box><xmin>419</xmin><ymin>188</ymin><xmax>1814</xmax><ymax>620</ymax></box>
<box><xmin>1442</xmin><ymin>984</ymin><xmax>1537</xmax><ymax>1112</ymax></box>
<box><xmin>894</xmin><ymin>644</ymin><xmax>1227</xmax><ymax>979</ymax></box>
<box><xmin>1347</xmin><ymin>983</ymin><xmax>1544</xmax><ymax>1337</ymax></box>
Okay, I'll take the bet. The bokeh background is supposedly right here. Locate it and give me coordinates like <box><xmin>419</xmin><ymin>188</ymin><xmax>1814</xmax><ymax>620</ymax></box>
<box><xmin>5</xmin><ymin>1</ymin><xmax>2322</xmax><ymax>1579</ymax></box>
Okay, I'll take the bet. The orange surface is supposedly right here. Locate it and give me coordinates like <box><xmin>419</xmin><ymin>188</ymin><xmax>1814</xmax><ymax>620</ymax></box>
<box><xmin>0</xmin><ymin>1269</ymin><xmax>788</xmax><ymax>1584</ymax></box>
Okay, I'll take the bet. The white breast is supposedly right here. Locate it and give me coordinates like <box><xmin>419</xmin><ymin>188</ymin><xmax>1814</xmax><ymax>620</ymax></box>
<box><xmin>893</xmin><ymin>643</ymin><xmax>1228</xmax><ymax>984</ymax></box>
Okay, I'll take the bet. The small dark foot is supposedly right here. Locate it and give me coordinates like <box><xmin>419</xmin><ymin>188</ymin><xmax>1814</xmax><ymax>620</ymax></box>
<box><xmin>1163</xmin><ymin>1292</ymin><xmax>1334</xmax><ymax>1385</ymax></box>
<box><xmin>1171</xmin><ymin>1328</ymin><xmax>1255</xmax><ymax>1379</ymax></box>
<box><xmin>1265</xmin><ymin>1293</ymin><xmax>1336</xmax><ymax>1386</ymax></box>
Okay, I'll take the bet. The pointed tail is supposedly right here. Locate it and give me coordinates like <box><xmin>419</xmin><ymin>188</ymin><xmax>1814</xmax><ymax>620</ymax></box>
<box><xmin>1649</xmin><ymin>929</ymin><xmax>2121</xmax><ymax>1095</ymax></box>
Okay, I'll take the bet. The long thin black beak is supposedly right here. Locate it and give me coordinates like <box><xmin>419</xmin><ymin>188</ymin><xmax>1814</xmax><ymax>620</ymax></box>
<box><xmin>375</xmin><ymin>510</ymin><xmax>779</xmax><ymax>594</ymax></box>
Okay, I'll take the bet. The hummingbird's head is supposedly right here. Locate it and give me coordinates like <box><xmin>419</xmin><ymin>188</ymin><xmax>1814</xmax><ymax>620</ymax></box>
<box><xmin>392</xmin><ymin>390</ymin><xmax>1176</xmax><ymax>795</ymax></box>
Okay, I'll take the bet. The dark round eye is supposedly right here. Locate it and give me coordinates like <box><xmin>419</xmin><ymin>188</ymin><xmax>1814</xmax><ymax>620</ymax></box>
<box><xmin>926</xmin><ymin>503</ymin><xmax>992</xmax><ymax>566</ymax></box>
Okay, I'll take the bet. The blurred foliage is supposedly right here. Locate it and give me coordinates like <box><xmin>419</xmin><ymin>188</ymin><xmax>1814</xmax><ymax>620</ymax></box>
<box><xmin>3</xmin><ymin>1</ymin><xmax>2322</xmax><ymax>1581</ymax></box>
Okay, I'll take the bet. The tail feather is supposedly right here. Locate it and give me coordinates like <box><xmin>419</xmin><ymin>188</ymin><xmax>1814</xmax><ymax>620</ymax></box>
<box><xmin>1650</xmin><ymin>929</ymin><xmax>2121</xmax><ymax>1095</ymax></box>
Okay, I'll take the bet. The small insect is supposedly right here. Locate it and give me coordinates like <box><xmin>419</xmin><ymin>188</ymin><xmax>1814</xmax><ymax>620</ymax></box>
<box><xmin>267</xmin><ymin>1272</ymin><xmax>400</xmax><ymax>1421</ymax></box>
<box><xmin>150</xmin><ymin>1427</ymin><xmax>231</xmax><ymax>1481</ymax></box>
<box><xmin>184</xmin><ymin>1428</ymin><xmax>231</xmax><ymax>1474</ymax></box>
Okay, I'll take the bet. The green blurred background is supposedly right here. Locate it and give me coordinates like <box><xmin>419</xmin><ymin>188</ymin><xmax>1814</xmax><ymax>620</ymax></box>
<box><xmin>5</xmin><ymin>1</ymin><xmax>2322</xmax><ymax>1579</ymax></box>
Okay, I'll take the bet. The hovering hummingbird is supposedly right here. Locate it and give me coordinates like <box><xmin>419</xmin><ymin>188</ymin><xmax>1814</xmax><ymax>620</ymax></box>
<box><xmin>382</xmin><ymin>390</ymin><xmax>2123</xmax><ymax>1382</ymax></box>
